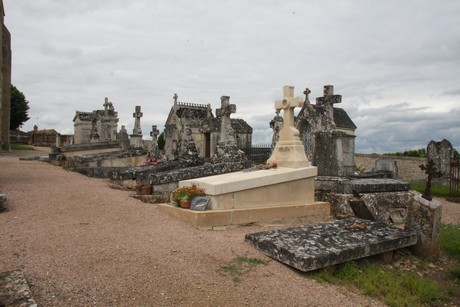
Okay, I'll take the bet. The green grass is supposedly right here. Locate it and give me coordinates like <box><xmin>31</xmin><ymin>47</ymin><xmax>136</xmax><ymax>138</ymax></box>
<box><xmin>410</xmin><ymin>181</ymin><xmax>452</xmax><ymax>197</ymax></box>
<box><xmin>10</xmin><ymin>144</ymin><xmax>35</xmax><ymax>150</ymax></box>
<box><xmin>310</xmin><ymin>225</ymin><xmax>460</xmax><ymax>305</ymax></box>
<box><xmin>219</xmin><ymin>256</ymin><xmax>268</xmax><ymax>284</ymax></box>
<box><xmin>313</xmin><ymin>260</ymin><xmax>444</xmax><ymax>307</ymax></box>
<box><xmin>441</xmin><ymin>224</ymin><xmax>460</xmax><ymax>284</ymax></box>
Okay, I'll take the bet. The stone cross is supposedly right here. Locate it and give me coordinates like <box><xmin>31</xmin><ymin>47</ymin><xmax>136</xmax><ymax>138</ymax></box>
<box><xmin>216</xmin><ymin>96</ymin><xmax>236</xmax><ymax>143</ymax></box>
<box><xmin>150</xmin><ymin>125</ymin><xmax>159</xmax><ymax>141</ymax></box>
<box><xmin>316</xmin><ymin>85</ymin><xmax>342</xmax><ymax>107</ymax></box>
<box><xmin>104</xmin><ymin>97</ymin><xmax>110</xmax><ymax>110</ymax></box>
<box><xmin>275</xmin><ymin>85</ymin><xmax>304</xmax><ymax>140</ymax></box>
<box><xmin>420</xmin><ymin>159</ymin><xmax>443</xmax><ymax>201</ymax></box>
<box><xmin>132</xmin><ymin>106</ymin><xmax>143</xmax><ymax>135</ymax></box>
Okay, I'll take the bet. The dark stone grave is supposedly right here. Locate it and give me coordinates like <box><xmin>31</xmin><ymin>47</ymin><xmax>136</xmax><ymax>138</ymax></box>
<box><xmin>245</xmin><ymin>217</ymin><xmax>417</xmax><ymax>272</ymax></box>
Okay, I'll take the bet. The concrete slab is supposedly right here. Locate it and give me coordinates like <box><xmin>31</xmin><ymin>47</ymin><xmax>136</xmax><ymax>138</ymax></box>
<box><xmin>156</xmin><ymin>202</ymin><xmax>331</xmax><ymax>228</ymax></box>
<box><xmin>245</xmin><ymin>217</ymin><xmax>417</xmax><ymax>272</ymax></box>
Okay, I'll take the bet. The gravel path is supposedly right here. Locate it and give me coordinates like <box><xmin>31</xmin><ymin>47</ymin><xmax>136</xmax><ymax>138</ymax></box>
<box><xmin>0</xmin><ymin>149</ymin><xmax>458</xmax><ymax>306</ymax></box>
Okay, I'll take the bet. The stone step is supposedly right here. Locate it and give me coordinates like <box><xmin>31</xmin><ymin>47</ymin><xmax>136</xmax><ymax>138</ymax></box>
<box><xmin>245</xmin><ymin>217</ymin><xmax>417</xmax><ymax>272</ymax></box>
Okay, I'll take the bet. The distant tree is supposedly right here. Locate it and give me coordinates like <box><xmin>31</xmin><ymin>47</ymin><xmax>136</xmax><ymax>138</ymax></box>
<box><xmin>10</xmin><ymin>85</ymin><xmax>30</xmax><ymax>130</ymax></box>
<box><xmin>383</xmin><ymin>148</ymin><xmax>427</xmax><ymax>157</ymax></box>
<box><xmin>158</xmin><ymin>131</ymin><xmax>165</xmax><ymax>150</ymax></box>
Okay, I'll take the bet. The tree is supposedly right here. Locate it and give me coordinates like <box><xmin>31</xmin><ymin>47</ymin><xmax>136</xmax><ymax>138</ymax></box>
<box><xmin>158</xmin><ymin>131</ymin><xmax>165</xmax><ymax>150</ymax></box>
<box><xmin>10</xmin><ymin>85</ymin><xmax>30</xmax><ymax>130</ymax></box>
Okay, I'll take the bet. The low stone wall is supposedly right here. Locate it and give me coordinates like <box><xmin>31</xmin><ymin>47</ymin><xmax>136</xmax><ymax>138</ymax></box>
<box><xmin>355</xmin><ymin>154</ymin><xmax>426</xmax><ymax>181</ymax></box>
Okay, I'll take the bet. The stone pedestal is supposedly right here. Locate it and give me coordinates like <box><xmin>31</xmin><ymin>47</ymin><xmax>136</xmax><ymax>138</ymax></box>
<box><xmin>130</xmin><ymin>134</ymin><xmax>143</xmax><ymax>149</ymax></box>
<box><xmin>267</xmin><ymin>140</ymin><xmax>309</xmax><ymax>168</ymax></box>
<box><xmin>405</xmin><ymin>192</ymin><xmax>442</xmax><ymax>260</ymax></box>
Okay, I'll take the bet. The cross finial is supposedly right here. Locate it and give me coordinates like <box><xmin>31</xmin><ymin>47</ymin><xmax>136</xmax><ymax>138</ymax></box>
<box><xmin>173</xmin><ymin>93</ymin><xmax>178</xmax><ymax>105</ymax></box>
<box><xmin>104</xmin><ymin>97</ymin><xmax>110</xmax><ymax>110</ymax></box>
<box><xmin>303</xmin><ymin>88</ymin><xmax>311</xmax><ymax>102</ymax></box>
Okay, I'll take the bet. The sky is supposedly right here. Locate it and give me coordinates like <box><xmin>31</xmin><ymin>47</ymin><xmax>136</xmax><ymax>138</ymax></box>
<box><xmin>5</xmin><ymin>0</ymin><xmax>460</xmax><ymax>153</ymax></box>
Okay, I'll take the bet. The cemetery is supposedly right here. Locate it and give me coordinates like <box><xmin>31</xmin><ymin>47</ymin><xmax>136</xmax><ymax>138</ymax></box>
<box><xmin>37</xmin><ymin>84</ymin><xmax>454</xmax><ymax>267</ymax></box>
<box><xmin>1</xmin><ymin>83</ymin><xmax>459</xmax><ymax>305</ymax></box>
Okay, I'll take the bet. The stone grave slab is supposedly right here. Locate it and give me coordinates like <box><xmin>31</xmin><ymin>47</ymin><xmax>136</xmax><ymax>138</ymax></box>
<box><xmin>346</xmin><ymin>178</ymin><xmax>409</xmax><ymax>193</ymax></box>
<box><xmin>245</xmin><ymin>217</ymin><xmax>417</xmax><ymax>272</ymax></box>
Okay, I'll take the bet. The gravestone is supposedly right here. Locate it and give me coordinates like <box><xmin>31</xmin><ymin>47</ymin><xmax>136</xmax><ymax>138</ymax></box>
<box><xmin>267</xmin><ymin>86</ymin><xmax>309</xmax><ymax>168</ymax></box>
<box><xmin>150</xmin><ymin>125</ymin><xmax>160</xmax><ymax>158</ymax></box>
<box><xmin>212</xmin><ymin>96</ymin><xmax>244</xmax><ymax>163</ymax></box>
<box><xmin>130</xmin><ymin>106</ymin><xmax>144</xmax><ymax>148</ymax></box>
<box><xmin>118</xmin><ymin>125</ymin><xmax>130</xmax><ymax>150</ymax></box>
<box><xmin>427</xmin><ymin>139</ymin><xmax>453</xmax><ymax>180</ymax></box>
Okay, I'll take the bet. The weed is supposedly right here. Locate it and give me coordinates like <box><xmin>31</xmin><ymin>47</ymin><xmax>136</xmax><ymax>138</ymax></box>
<box><xmin>219</xmin><ymin>256</ymin><xmax>268</xmax><ymax>284</ymax></box>
<box><xmin>312</xmin><ymin>260</ymin><xmax>443</xmax><ymax>307</ymax></box>
<box><xmin>10</xmin><ymin>144</ymin><xmax>35</xmax><ymax>151</ymax></box>
<box><xmin>440</xmin><ymin>224</ymin><xmax>460</xmax><ymax>261</ymax></box>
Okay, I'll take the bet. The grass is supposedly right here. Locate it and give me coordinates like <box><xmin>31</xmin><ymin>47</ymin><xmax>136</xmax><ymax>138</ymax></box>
<box><xmin>309</xmin><ymin>224</ymin><xmax>460</xmax><ymax>305</ymax></box>
<box><xmin>219</xmin><ymin>256</ymin><xmax>268</xmax><ymax>284</ymax></box>
<box><xmin>313</xmin><ymin>260</ymin><xmax>443</xmax><ymax>307</ymax></box>
<box><xmin>410</xmin><ymin>181</ymin><xmax>452</xmax><ymax>197</ymax></box>
<box><xmin>441</xmin><ymin>224</ymin><xmax>460</xmax><ymax>284</ymax></box>
<box><xmin>10</xmin><ymin>143</ymin><xmax>35</xmax><ymax>150</ymax></box>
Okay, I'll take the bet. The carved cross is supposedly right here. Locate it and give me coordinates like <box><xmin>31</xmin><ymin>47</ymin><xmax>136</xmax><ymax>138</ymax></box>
<box><xmin>316</xmin><ymin>85</ymin><xmax>342</xmax><ymax>107</ymax></box>
<box><xmin>150</xmin><ymin>125</ymin><xmax>159</xmax><ymax>141</ymax></box>
<box><xmin>103</xmin><ymin>97</ymin><xmax>110</xmax><ymax>110</ymax></box>
<box><xmin>275</xmin><ymin>85</ymin><xmax>303</xmax><ymax>140</ymax></box>
<box><xmin>132</xmin><ymin>106</ymin><xmax>143</xmax><ymax>135</ymax></box>
<box><xmin>419</xmin><ymin>159</ymin><xmax>443</xmax><ymax>201</ymax></box>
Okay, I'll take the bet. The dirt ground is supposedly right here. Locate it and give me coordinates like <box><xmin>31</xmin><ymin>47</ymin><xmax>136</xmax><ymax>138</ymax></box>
<box><xmin>0</xmin><ymin>148</ymin><xmax>459</xmax><ymax>306</ymax></box>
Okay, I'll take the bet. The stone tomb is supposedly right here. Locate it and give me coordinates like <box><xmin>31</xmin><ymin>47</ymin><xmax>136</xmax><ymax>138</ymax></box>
<box><xmin>245</xmin><ymin>217</ymin><xmax>417</xmax><ymax>272</ymax></box>
<box><xmin>157</xmin><ymin>166</ymin><xmax>330</xmax><ymax>227</ymax></box>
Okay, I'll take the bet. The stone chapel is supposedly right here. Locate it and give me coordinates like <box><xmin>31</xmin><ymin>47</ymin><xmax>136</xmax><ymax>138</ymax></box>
<box><xmin>164</xmin><ymin>94</ymin><xmax>252</xmax><ymax>161</ymax></box>
<box><xmin>72</xmin><ymin>98</ymin><xmax>119</xmax><ymax>145</ymax></box>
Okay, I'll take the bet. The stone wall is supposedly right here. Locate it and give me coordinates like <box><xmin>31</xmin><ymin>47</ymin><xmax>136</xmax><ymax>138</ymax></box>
<box><xmin>355</xmin><ymin>154</ymin><xmax>426</xmax><ymax>181</ymax></box>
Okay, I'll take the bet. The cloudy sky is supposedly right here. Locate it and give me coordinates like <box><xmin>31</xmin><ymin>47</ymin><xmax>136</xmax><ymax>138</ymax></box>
<box><xmin>5</xmin><ymin>0</ymin><xmax>460</xmax><ymax>153</ymax></box>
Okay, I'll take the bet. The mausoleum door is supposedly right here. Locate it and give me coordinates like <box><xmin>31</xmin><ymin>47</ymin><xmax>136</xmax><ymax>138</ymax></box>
<box><xmin>205</xmin><ymin>133</ymin><xmax>211</xmax><ymax>158</ymax></box>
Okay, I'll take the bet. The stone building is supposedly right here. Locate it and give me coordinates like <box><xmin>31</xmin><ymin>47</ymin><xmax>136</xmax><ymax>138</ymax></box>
<box><xmin>271</xmin><ymin>85</ymin><xmax>357</xmax><ymax>176</ymax></box>
<box><xmin>73</xmin><ymin>98</ymin><xmax>119</xmax><ymax>145</ymax></box>
<box><xmin>0</xmin><ymin>0</ymin><xmax>11</xmax><ymax>150</ymax></box>
<box><xmin>164</xmin><ymin>94</ymin><xmax>252</xmax><ymax>161</ymax></box>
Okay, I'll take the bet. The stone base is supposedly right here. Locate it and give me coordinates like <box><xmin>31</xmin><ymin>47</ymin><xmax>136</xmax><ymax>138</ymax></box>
<box><xmin>156</xmin><ymin>202</ymin><xmax>331</xmax><ymax>227</ymax></box>
<box><xmin>245</xmin><ymin>217</ymin><xmax>417</xmax><ymax>272</ymax></box>
<box><xmin>180</xmin><ymin>166</ymin><xmax>318</xmax><ymax>210</ymax></box>
<box><xmin>267</xmin><ymin>140</ymin><xmax>309</xmax><ymax>168</ymax></box>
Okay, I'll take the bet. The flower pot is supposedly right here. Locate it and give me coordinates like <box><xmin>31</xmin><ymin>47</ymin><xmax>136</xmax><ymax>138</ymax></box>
<box><xmin>141</xmin><ymin>185</ymin><xmax>152</xmax><ymax>195</ymax></box>
<box><xmin>180</xmin><ymin>199</ymin><xmax>192</xmax><ymax>209</ymax></box>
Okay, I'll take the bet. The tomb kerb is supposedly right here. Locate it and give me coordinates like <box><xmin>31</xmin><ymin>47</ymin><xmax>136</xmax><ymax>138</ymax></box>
<box><xmin>267</xmin><ymin>85</ymin><xmax>310</xmax><ymax>168</ymax></box>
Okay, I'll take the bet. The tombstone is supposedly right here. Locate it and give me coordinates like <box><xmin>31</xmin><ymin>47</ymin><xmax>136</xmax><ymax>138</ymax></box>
<box><xmin>149</xmin><ymin>125</ymin><xmax>160</xmax><ymax>158</ymax></box>
<box><xmin>216</xmin><ymin>96</ymin><xmax>236</xmax><ymax>144</ymax></box>
<box><xmin>267</xmin><ymin>85</ymin><xmax>309</xmax><ymax>168</ymax></box>
<box><xmin>427</xmin><ymin>139</ymin><xmax>453</xmax><ymax>180</ymax></box>
<box><xmin>212</xmin><ymin>96</ymin><xmax>245</xmax><ymax>163</ymax></box>
<box><xmin>295</xmin><ymin>85</ymin><xmax>356</xmax><ymax>176</ymax></box>
<box><xmin>130</xmin><ymin>106</ymin><xmax>144</xmax><ymax>148</ymax></box>
<box><xmin>269</xmin><ymin>109</ymin><xmax>283</xmax><ymax>151</ymax></box>
<box><xmin>118</xmin><ymin>125</ymin><xmax>130</xmax><ymax>150</ymax></box>
<box><xmin>374</xmin><ymin>158</ymin><xmax>398</xmax><ymax>178</ymax></box>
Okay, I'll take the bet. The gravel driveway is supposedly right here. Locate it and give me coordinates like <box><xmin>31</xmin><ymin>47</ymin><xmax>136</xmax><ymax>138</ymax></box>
<box><xmin>0</xmin><ymin>148</ymin><xmax>457</xmax><ymax>306</ymax></box>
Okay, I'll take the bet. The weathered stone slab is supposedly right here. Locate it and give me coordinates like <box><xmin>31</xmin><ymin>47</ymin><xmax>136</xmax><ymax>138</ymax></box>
<box><xmin>0</xmin><ymin>270</ymin><xmax>37</xmax><ymax>306</ymax></box>
<box><xmin>346</xmin><ymin>178</ymin><xmax>409</xmax><ymax>193</ymax></box>
<box><xmin>245</xmin><ymin>217</ymin><xmax>417</xmax><ymax>272</ymax></box>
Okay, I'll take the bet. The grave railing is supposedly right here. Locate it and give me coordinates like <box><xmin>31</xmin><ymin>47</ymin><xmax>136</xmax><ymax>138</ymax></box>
<box><xmin>241</xmin><ymin>145</ymin><xmax>272</xmax><ymax>165</ymax></box>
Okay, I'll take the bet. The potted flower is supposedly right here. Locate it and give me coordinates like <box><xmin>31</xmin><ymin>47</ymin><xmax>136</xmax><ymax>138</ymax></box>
<box><xmin>172</xmin><ymin>184</ymin><xmax>205</xmax><ymax>209</ymax></box>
